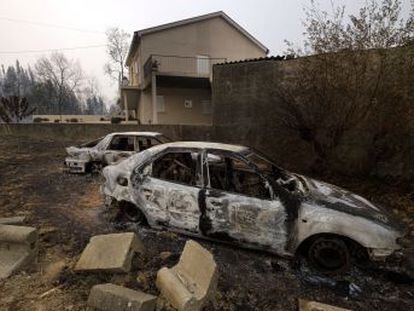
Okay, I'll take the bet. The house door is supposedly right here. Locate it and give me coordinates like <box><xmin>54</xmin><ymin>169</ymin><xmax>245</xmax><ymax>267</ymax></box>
<box><xmin>197</xmin><ymin>55</ymin><xmax>210</xmax><ymax>75</ymax></box>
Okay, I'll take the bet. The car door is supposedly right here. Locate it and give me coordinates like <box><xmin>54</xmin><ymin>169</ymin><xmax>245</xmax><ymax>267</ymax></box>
<box><xmin>132</xmin><ymin>149</ymin><xmax>203</xmax><ymax>233</ymax></box>
<box><xmin>103</xmin><ymin>135</ymin><xmax>136</xmax><ymax>164</ymax></box>
<box><xmin>201</xmin><ymin>150</ymin><xmax>288</xmax><ymax>254</ymax></box>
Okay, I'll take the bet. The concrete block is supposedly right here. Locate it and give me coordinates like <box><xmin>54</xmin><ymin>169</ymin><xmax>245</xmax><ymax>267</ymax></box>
<box><xmin>0</xmin><ymin>224</ymin><xmax>38</xmax><ymax>279</ymax></box>
<box><xmin>299</xmin><ymin>299</ymin><xmax>351</xmax><ymax>311</ymax></box>
<box><xmin>75</xmin><ymin>232</ymin><xmax>143</xmax><ymax>273</ymax></box>
<box><xmin>0</xmin><ymin>216</ymin><xmax>26</xmax><ymax>225</ymax></box>
<box><xmin>156</xmin><ymin>240</ymin><xmax>218</xmax><ymax>311</ymax></box>
<box><xmin>87</xmin><ymin>283</ymin><xmax>157</xmax><ymax>311</ymax></box>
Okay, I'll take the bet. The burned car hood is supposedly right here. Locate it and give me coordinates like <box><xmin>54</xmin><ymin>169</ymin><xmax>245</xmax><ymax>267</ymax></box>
<box><xmin>65</xmin><ymin>146</ymin><xmax>94</xmax><ymax>160</ymax></box>
<box><xmin>303</xmin><ymin>178</ymin><xmax>406</xmax><ymax>232</ymax></box>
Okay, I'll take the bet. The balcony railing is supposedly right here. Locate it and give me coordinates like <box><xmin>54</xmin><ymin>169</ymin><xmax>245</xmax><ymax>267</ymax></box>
<box><xmin>143</xmin><ymin>54</ymin><xmax>226</xmax><ymax>80</ymax></box>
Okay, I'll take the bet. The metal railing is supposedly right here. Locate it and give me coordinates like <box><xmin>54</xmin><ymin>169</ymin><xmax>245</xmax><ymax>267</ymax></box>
<box><xmin>143</xmin><ymin>54</ymin><xmax>226</xmax><ymax>79</ymax></box>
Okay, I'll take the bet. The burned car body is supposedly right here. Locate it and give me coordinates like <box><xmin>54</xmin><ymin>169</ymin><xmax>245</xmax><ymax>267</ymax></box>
<box><xmin>64</xmin><ymin>132</ymin><xmax>170</xmax><ymax>173</ymax></box>
<box><xmin>101</xmin><ymin>142</ymin><xmax>408</xmax><ymax>271</ymax></box>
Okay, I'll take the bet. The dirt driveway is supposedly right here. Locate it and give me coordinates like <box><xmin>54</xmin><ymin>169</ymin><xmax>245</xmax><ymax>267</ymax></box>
<box><xmin>0</xmin><ymin>136</ymin><xmax>412</xmax><ymax>310</ymax></box>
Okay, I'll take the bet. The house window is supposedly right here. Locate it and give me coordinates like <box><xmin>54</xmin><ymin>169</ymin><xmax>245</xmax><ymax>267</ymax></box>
<box><xmin>157</xmin><ymin>96</ymin><xmax>165</xmax><ymax>112</ymax></box>
<box><xmin>197</xmin><ymin>55</ymin><xmax>210</xmax><ymax>75</ymax></box>
<box><xmin>202</xmin><ymin>100</ymin><xmax>212</xmax><ymax>114</ymax></box>
<box><xmin>184</xmin><ymin>99</ymin><xmax>192</xmax><ymax>109</ymax></box>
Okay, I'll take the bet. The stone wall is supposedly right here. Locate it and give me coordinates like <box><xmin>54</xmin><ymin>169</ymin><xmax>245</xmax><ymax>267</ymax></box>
<box><xmin>2</xmin><ymin>122</ymin><xmax>412</xmax><ymax>182</ymax></box>
<box><xmin>0</xmin><ymin>123</ymin><xmax>213</xmax><ymax>142</ymax></box>
<box><xmin>211</xmin><ymin>57</ymin><xmax>414</xmax><ymax>182</ymax></box>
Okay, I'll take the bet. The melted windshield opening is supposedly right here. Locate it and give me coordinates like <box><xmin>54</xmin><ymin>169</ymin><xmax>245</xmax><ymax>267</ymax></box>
<box><xmin>80</xmin><ymin>137</ymin><xmax>103</xmax><ymax>148</ymax></box>
<box><xmin>156</xmin><ymin>135</ymin><xmax>172</xmax><ymax>144</ymax></box>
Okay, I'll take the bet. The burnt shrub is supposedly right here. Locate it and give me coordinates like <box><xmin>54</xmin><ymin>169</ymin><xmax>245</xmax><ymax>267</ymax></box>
<box><xmin>111</xmin><ymin>117</ymin><xmax>123</xmax><ymax>124</ymax></box>
<box><xmin>33</xmin><ymin>117</ymin><xmax>43</xmax><ymax>123</ymax></box>
<box><xmin>70</xmin><ymin>118</ymin><xmax>78</xmax><ymax>123</ymax></box>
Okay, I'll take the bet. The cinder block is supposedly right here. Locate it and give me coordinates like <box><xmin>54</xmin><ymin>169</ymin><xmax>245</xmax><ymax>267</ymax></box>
<box><xmin>75</xmin><ymin>232</ymin><xmax>143</xmax><ymax>273</ymax></box>
<box><xmin>0</xmin><ymin>216</ymin><xmax>26</xmax><ymax>225</ymax></box>
<box><xmin>87</xmin><ymin>283</ymin><xmax>157</xmax><ymax>311</ymax></box>
<box><xmin>0</xmin><ymin>224</ymin><xmax>38</xmax><ymax>279</ymax></box>
<box><xmin>156</xmin><ymin>240</ymin><xmax>218</xmax><ymax>311</ymax></box>
<box><xmin>299</xmin><ymin>299</ymin><xmax>351</xmax><ymax>311</ymax></box>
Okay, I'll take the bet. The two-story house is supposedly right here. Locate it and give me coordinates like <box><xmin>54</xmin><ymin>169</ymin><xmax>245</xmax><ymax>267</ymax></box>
<box><xmin>122</xmin><ymin>11</ymin><xmax>268</xmax><ymax>125</ymax></box>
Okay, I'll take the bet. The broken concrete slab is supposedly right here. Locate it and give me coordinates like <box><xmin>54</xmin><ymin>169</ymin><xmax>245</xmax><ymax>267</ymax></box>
<box><xmin>0</xmin><ymin>224</ymin><xmax>38</xmax><ymax>279</ymax></box>
<box><xmin>0</xmin><ymin>216</ymin><xmax>26</xmax><ymax>226</ymax></box>
<box><xmin>87</xmin><ymin>283</ymin><xmax>157</xmax><ymax>311</ymax></box>
<box><xmin>299</xmin><ymin>299</ymin><xmax>351</xmax><ymax>311</ymax></box>
<box><xmin>156</xmin><ymin>240</ymin><xmax>218</xmax><ymax>311</ymax></box>
<box><xmin>74</xmin><ymin>232</ymin><xmax>143</xmax><ymax>273</ymax></box>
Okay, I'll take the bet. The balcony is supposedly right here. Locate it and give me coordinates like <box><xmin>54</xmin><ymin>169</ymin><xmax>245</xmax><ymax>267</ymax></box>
<box><xmin>143</xmin><ymin>54</ymin><xmax>226</xmax><ymax>83</ymax></box>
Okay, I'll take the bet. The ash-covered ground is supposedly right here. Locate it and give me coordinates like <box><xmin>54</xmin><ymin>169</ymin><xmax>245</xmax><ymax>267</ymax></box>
<box><xmin>0</xmin><ymin>136</ymin><xmax>413</xmax><ymax>310</ymax></box>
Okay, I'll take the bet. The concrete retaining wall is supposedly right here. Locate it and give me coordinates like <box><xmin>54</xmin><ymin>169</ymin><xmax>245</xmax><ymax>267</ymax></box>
<box><xmin>0</xmin><ymin>123</ymin><xmax>213</xmax><ymax>142</ymax></box>
<box><xmin>1</xmin><ymin>119</ymin><xmax>413</xmax><ymax>182</ymax></box>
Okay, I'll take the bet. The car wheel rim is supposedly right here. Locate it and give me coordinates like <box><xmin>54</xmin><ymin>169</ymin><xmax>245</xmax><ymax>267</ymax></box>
<box><xmin>309</xmin><ymin>239</ymin><xmax>349</xmax><ymax>272</ymax></box>
<box><xmin>123</xmin><ymin>205</ymin><xmax>142</xmax><ymax>222</ymax></box>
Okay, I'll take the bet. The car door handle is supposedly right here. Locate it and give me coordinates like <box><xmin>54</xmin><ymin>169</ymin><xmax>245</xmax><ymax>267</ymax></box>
<box><xmin>209</xmin><ymin>199</ymin><xmax>222</xmax><ymax>207</ymax></box>
<box><xmin>141</xmin><ymin>188</ymin><xmax>153</xmax><ymax>198</ymax></box>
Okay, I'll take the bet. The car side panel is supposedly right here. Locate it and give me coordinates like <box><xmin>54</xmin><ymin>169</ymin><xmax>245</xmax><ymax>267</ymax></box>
<box><xmin>201</xmin><ymin>189</ymin><xmax>288</xmax><ymax>254</ymax></box>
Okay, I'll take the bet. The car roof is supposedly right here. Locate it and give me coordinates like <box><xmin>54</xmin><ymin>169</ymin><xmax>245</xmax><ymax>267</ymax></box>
<box><xmin>153</xmin><ymin>141</ymin><xmax>249</xmax><ymax>153</ymax></box>
<box><xmin>107</xmin><ymin>131</ymin><xmax>163</xmax><ymax>137</ymax></box>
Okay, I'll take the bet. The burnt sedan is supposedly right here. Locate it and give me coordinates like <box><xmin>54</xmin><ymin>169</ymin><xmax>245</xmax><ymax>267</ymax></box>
<box><xmin>64</xmin><ymin>132</ymin><xmax>170</xmax><ymax>173</ymax></box>
<box><xmin>101</xmin><ymin>141</ymin><xmax>408</xmax><ymax>272</ymax></box>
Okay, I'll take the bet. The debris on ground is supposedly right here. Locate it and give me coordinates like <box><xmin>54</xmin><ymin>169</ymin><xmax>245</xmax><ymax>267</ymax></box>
<box><xmin>0</xmin><ymin>224</ymin><xmax>38</xmax><ymax>279</ymax></box>
<box><xmin>298</xmin><ymin>298</ymin><xmax>351</xmax><ymax>311</ymax></box>
<box><xmin>156</xmin><ymin>240</ymin><xmax>218</xmax><ymax>311</ymax></box>
<box><xmin>75</xmin><ymin>232</ymin><xmax>144</xmax><ymax>273</ymax></box>
<box><xmin>43</xmin><ymin>259</ymin><xmax>67</xmax><ymax>284</ymax></box>
<box><xmin>87</xmin><ymin>283</ymin><xmax>157</xmax><ymax>311</ymax></box>
<box><xmin>159</xmin><ymin>251</ymin><xmax>172</xmax><ymax>261</ymax></box>
<box><xmin>302</xmin><ymin>275</ymin><xmax>362</xmax><ymax>298</ymax></box>
<box><xmin>0</xmin><ymin>136</ymin><xmax>412</xmax><ymax>310</ymax></box>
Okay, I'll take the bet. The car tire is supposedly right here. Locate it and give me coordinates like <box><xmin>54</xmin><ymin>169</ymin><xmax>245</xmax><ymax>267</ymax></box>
<box><xmin>308</xmin><ymin>237</ymin><xmax>350</xmax><ymax>273</ymax></box>
<box><xmin>122</xmin><ymin>202</ymin><xmax>146</xmax><ymax>224</ymax></box>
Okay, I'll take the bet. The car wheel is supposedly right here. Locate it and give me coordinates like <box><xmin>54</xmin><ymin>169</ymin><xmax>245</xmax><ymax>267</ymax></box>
<box><xmin>122</xmin><ymin>203</ymin><xmax>146</xmax><ymax>224</ymax></box>
<box><xmin>308</xmin><ymin>237</ymin><xmax>350</xmax><ymax>273</ymax></box>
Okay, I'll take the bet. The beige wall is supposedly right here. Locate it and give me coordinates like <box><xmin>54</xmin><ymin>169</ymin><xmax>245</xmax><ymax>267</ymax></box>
<box><xmin>138</xmin><ymin>89</ymin><xmax>153</xmax><ymax>124</ymax></box>
<box><xmin>156</xmin><ymin>87</ymin><xmax>212</xmax><ymax>125</ymax></box>
<box><xmin>130</xmin><ymin>16</ymin><xmax>267</xmax><ymax>86</ymax></box>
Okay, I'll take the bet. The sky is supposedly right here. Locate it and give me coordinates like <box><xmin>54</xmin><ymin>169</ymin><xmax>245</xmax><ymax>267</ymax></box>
<box><xmin>0</xmin><ymin>0</ymin><xmax>411</xmax><ymax>105</ymax></box>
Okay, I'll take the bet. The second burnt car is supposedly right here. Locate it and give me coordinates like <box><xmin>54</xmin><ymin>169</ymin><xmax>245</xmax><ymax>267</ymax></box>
<box><xmin>101</xmin><ymin>141</ymin><xmax>408</xmax><ymax>272</ymax></box>
<box><xmin>64</xmin><ymin>132</ymin><xmax>170</xmax><ymax>173</ymax></box>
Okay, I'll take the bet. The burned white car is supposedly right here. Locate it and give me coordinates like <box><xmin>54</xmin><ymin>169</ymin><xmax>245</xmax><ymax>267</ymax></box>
<box><xmin>64</xmin><ymin>132</ymin><xmax>170</xmax><ymax>173</ymax></box>
<box><xmin>101</xmin><ymin>142</ymin><xmax>408</xmax><ymax>272</ymax></box>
